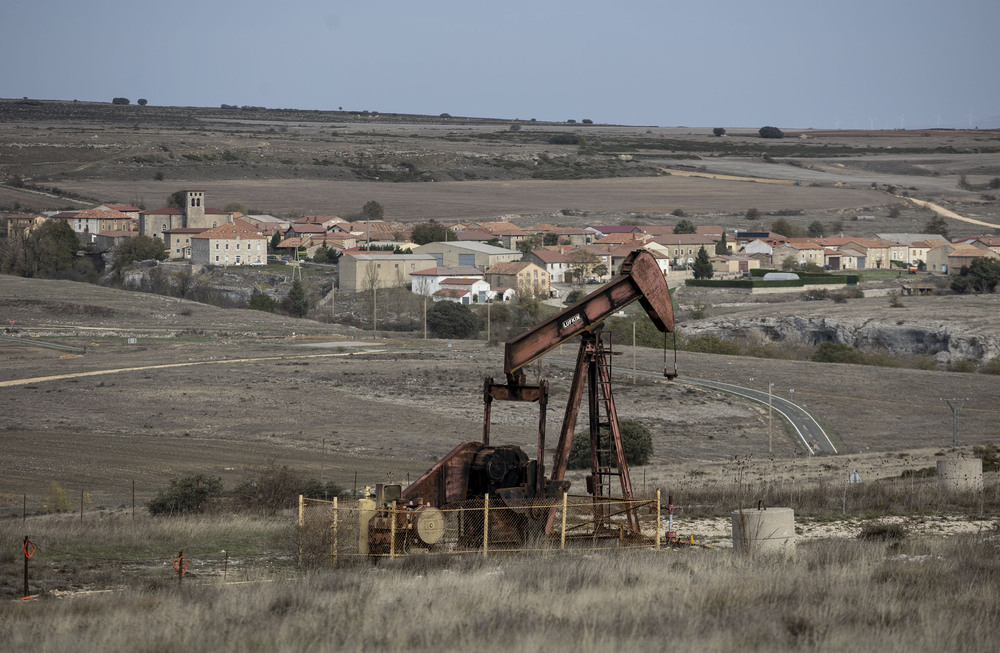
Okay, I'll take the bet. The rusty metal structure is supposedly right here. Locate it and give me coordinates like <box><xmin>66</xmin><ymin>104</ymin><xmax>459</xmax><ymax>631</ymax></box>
<box><xmin>373</xmin><ymin>250</ymin><xmax>675</xmax><ymax>549</ymax></box>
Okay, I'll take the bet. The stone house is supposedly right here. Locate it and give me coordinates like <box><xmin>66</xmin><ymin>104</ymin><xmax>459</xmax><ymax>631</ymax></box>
<box><xmin>484</xmin><ymin>261</ymin><xmax>550</xmax><ymax>297</ymax></box>
<box><xmin>139</xmin><ymin>189</ymin><xmax>234</xmax><ymax>240</ymax></box>
<box><xmin>190</xmin><ymin>223</ymin><xmax>267</xmax><ymax>267</ymax></box>
<box><xmin>926</xmin><ymin>244</ymin><xmax>1000</xmax><ymax>274</ymax></box>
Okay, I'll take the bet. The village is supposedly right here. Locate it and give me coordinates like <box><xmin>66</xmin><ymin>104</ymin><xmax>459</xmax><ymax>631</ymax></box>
<box><xmin>4</xmin><ymin>188</ymin><xmax>999</xmax><ymax>307</ymax></box>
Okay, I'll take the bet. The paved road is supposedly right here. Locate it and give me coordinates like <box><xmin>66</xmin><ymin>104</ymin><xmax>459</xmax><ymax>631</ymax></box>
<box><xmin>677</xmin><ymin>376</ymin><xmax>837</xmax><ymax>455</ymax></box>
<box><xmin>535</xmin><ymin>354</ymin><xmax>838</xmax><ymax>456</ymax></box>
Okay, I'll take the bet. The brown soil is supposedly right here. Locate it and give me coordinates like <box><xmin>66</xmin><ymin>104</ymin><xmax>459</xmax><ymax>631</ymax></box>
<box><xmin>2</xmin><ymin>277</ymin><xmax>997</xmax><ymax>516</ymax></box>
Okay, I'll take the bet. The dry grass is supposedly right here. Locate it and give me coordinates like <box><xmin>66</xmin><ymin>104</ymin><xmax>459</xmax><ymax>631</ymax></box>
<box><xmin>2</xmin><ymin>532</ymin><xmax>998</xmax><ymax>652</ymax></box>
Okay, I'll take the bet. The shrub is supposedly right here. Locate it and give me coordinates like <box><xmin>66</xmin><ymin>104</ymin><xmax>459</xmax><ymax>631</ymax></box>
<box><xmin>759</xmin><ymin>126</ymin><xmax>784</xmax><ymax>139</ymax></box>
<box><xmin>232</xmin><ymin>459</ymin><xmax>339</xmax><ymax>514</ymax></box>
<box><xmin>248</xmin><ymin>292</ymin><xmax>277</xmax><ymax>313</ymax></box>
<box><xmin>686</xmin><ymin>335</ymin><xmax>741</xmax><ymax>355</ymax></box>
<box><xmin>858</xmin><ymin>521</ymin><xmax>907</xmax><ymax>541</ymax></box>
<box><xmin>147</xmin><ymin>474</ymin><xmax>223</xmax><ymax>515</ymax></box>
<box><xmin>972</xmin><ymin>442</ymin><xmax>1000</xmax><ymax>472</ymax></box>
<box><xmin>566</xmin><ymin>419</ymin><xmax>653</xmax><ymax>470</ymax></box>
<box><xmin>978</xmin><ymin>358</ymin><xmax>1000</xmax><ymax>375</ymax></box>
<box><xmin>137</xmin><ymin>98</ymin><xmax>148</xmax><ymax>106</ymax></box>
<box><xmin>950</xmin><ymin>359</ymin><xmax>977</xmax><ymax>373</ymax></box>
<box><xmin>40</xmin><ymin>481</ymin><xmax>74</xmax><ymax>513</ymax></box>
<box><xmin>713</xmin><ymin>127</ymin><xmax>726</xmax><ymax>137</ymax></box>
<box><xmin>548</xmin><ymin>134</ymin><xmax>579</xmax><ymax>145</ymax></box>
<box><xmin>427</xmin><ymin>301</ymin><xmax>478</xmax><ymax>338</ymax></box>
<box><xmin>745</xmin><ymin>207</ymin><xmax>761</xmax><ymax>220</ymax></box>
<box><xmin>811</xmin><ymin>342</ymin><xmax>865</xmax><ymax>364</ymax></box>
<box><xmin>112</xmin><ymin>97</ymin><xmax>130</xmax><ymax>105</ymax></box>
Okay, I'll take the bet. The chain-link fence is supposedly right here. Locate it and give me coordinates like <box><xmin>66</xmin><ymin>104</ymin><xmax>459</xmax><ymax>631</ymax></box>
<box><xmin>298</xmin><ymin>491</ymin><xmax>670</xmax><ymax>566</ymax></box>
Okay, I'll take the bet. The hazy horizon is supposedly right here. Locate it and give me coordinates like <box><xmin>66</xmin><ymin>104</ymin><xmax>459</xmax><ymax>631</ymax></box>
<box><xmin>3</xmin><ymin>0</ymin><xmax>998</xmax><ymax>130</ymax></box>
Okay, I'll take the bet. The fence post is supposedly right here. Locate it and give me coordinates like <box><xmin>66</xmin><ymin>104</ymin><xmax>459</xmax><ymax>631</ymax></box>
<box><xmin>298</xmin><ymin>495</ymin><xmax>304</xmax><ymax>569</ymax></box>
<box><xmin>23</xmin><ymin>536</ymin><xmax>34</xmax><ymax>597</ymax></box>
<box><xmin>80</xmin><ymin>489</ymin><xmax>84</xmax><ymax>522</ymax></box>
<box><xmin>482</xmin><ymin>494</ymin><xmax>489</xmax><ymax>558</ymax></box>
<box><xmin>561</xmin><ymin>492</ymin><xmax>568</xmax><ymax>550</ymax></box>
<box><xmin>389</xmin><ymin>501</ymin><xmax>397</xmax><ymax>559</ymax></box>
<box><xmin>331</xmin><ymin>497</ymin><xmax>339</xmax><ymax>568</ymax></box>
<box><xmin>655</xmin><ymin>489</ymin><xmax>661</xmax><ymax>550</ymax></box>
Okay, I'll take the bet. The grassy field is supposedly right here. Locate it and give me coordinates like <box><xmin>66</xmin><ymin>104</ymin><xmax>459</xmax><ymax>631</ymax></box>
<box><xmin>3</xmin><ymin>505</ymin><xmax>998</xmax><ymax>652</ymax></box>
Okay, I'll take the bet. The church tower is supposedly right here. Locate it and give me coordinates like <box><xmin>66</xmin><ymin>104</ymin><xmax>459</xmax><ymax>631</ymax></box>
<box><xmin>185</xmin><ymin>189</ymin><xmax>207</xmax><ymax>228</ymax></box>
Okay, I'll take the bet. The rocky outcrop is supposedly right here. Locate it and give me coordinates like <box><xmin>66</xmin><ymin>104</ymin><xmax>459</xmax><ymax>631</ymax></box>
<box><xmin>683</xmin><ymin>315</ymin><xmax>1000</xmax><ymax>364</ymax></box>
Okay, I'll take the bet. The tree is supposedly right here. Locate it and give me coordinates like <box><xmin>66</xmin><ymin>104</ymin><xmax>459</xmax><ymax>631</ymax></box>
<box><xmin>780</xmin><ymin>255</ymin><xmax>798</xmax><ymax>271</ymax></box>
<box><xmin>137</xmin><ymin>98</ymin><xmax>148</xmax><ymax>106</ymax></box>
<box><xmin>427</xmin><ymin>301</ymin><xmax>478</xmax><ymax>339</ymax></box>
<box><xmin>112</xmin><ymin>97</ymin><xmax>130</xmax><ymax>105</ymax></box>
<box><xmin>8</xmin><ymin>219</ymin><xmax>82</xmax><ymax>278</ymax></box>
<box><xmin>715</xmin><ymin>232</ymin><xmax>729</xmax><ymax>255</ymax></box>
<box><xmin>713</xmin><ymin>127</ymin><xmax>726</xmax><ymax>137</ymax></box>
<box><xmin>771</xmin><ymin>218</ymin><xmax>798</xmax><ymax>237</ymax></box>
<box><xmin>516</xmin><ymin>234</ymin><xmax>543</xmax><ymax>254</ymax></box>
<box><xmin>566</xmin><ymin>419</ymin><xmax>653</xmax><ymax>470</ymax></box>
<box><xmin>567</xmin><ymin>249</ymin><xmax>600</xmax><ymax>285</ymax></box>
<box><xmin>411</xmin><ymin>220</ymin><xmax>455</xmax><ymax>245</ymax></box>
<box><xmin>759</xmin><ymin>126</ymin><xmax>784</xmax><ymax>139</ymax></box>
<box><xmin>924</xmin><ymin>215</ymin><xmax>949</xmax><ymax>239</ymax></box>
<box><xmin>224</xmin><ymin>201</ymin><xmax>247</xmax><ymax>214</ymax></box>
<box><xmin>691</xmin><ymin>246</ymin><xmax>713</xmax><ymax>279</ymax></box>
<box><xmin>951</xmin><ymin>257</ymin><xmax>1000</xmax><ymax>294</ymax></box>
<box><xmin>113</xmin><ymin>235</ymin><xmax>167</xmax><ymax>271</ymax></box>
<box><xmin>673</xmin><ymin>219</ymin><xmax>696</xmax><ymax>234</ymax></box>
<box><xmin>745</xmin><ymin>207</ymin><xmax>761</xmax><ymax>220</ymax></box>
<box><xmin>270</xmin><ymin>232</ymin><xmax>282</xmax><ymax>252</ymax></box>
<box><xmin>543</xmin><ymin>232</ymin><xmax>560</xmax><ymax>246</ymax></box>
<box><xmin>166</xmin><ymin>189</ymin><xmax>187</xmax><ymax>209</ymax></box>
<box><xmin>282</xmin><ymin>279</ymin><xmax>309</xmax><ymax>317</ymax></box>
<box><xmin>361</xmin><ymin>200</ymin><xmax>384</xmax><ymax>221</ymax></box>
<box><xmin>807</xmin><ymin>220</ymin><xmax>826</xmax><ymax>238</ymax></box>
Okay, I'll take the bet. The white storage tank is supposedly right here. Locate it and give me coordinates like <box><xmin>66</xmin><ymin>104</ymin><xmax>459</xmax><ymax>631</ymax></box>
<box><xmin>732</xmin><ymin>506</ymin><xmax>796</xmax><ymax>555</ymax></box>
<box><xmin>937</xmin><ymin>457</ymin><xmax>983</xmax><ymax>491</ymax></box>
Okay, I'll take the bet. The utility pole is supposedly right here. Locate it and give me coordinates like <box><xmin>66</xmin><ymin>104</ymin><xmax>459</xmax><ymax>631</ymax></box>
<box><xmin>941</xmin><ymin>398</ymin><xmax>970</xmax><ymax>446</ymax></box>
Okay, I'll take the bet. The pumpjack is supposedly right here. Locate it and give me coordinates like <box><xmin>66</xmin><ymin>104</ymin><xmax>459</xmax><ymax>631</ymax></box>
<box><xmin>372</xmin><ymin>249</ymin><xmax>675</xmax><ymax>549</ymax></box>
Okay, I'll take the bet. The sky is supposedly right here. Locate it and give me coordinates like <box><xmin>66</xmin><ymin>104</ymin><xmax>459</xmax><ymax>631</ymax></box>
<box><xmin>2</xmin><ymin>0</ymin><xmax>998</xmax><ymax>129</ymax></box>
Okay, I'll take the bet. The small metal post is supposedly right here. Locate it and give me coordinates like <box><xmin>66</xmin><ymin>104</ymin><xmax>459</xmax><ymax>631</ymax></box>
<box><xmin>298</xmin><ymin>495</ymin><xmax>305</xmax><ymax>569</ymax></box>
<box><xmin>561</xmin><ymin>492</ymin><xmax>568</xmax><ymax>550</ymax></box>
<box><xmin>222</xmin><ymin>550</ymin><xmax>228</xmax><ymax>582</ymax></box>
<box><xmin>768</xmin><ymin>381</ymin><xmax>774</xmax><ymax>454</ymax></box>
<box><xmin>483</xmin><ymin>494</ymin><xmax>489</xmax><ymax>558</ymax></box>
<box><xmin>331</xmin><ymin>497</ymin><xmax>339</xmax><ymax>568</ymax></box>
<box><xmin>389</xmin><ymin>501</ymin><xmax>397</xmax><ymax>559</ymax></box>
<box><xmin>23</xmin><ymin>536</ymin><xmax>31</xmax><ymax>597</ymax></box>
<box><xmin>80</xmin><ymin>489</ymin><xmax>84</xmax><ymax>522</ymax></box>
<box><xmin>132</xmin><ymin>479</ymin><xmax>135</xmax><ymax>519</ymax></box>
<box><xmin>655</xmin><ymin>489</ymin><xmax>661</xmax><ymax>550</ymax></box>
